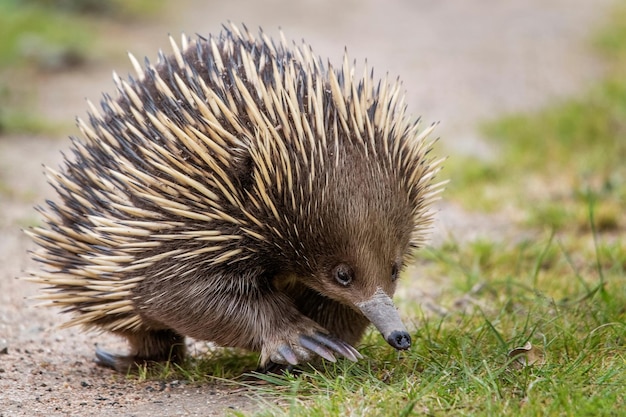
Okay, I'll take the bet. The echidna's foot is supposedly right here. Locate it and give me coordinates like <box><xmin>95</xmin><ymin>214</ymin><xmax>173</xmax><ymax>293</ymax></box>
<box><xmin>94</xmin><ymin>345</ymin><xmax>186</xmax><ymax>372</ymax></box>
<box><xmin>301</xmin><ymin>333</ymin><xmax>363</xmax><ymax>362</ymax></box>
<box><xmin>269</xmin><ymin>332</ymin><xmax>362</xmax><ymax>366</ymax></box>
<box><xmin>95</xmin><ymin>347</ymin><xmax>138</xmax><ymax>372</ymax></box>
<box><xmin>95</xmin><ymin>329</ymin><xmax>186</xmax><ymax>373</ymax></box>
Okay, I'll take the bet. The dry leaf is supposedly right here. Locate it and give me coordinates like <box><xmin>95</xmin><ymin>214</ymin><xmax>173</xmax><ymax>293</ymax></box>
<box><xmin>507</xmin><ymin>341</ymin><xmax>544</xmax><ymax>369</ymax></box>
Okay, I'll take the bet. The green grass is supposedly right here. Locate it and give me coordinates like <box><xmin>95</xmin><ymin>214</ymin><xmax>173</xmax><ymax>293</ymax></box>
<box><xmin>22</xmin><ymin>0</ymin><xmax>165</xmax><ymax>19</ymax></box>
<box><xmin>0</xmin><ymin>0</ymin><xmax>93</xmax><ymax>133</ymax></box>
<box><xmin>0</xmin><ymin>0</ymin><xmax>165</xmax><ymax>69</ymax></box>
<box><xmin>0</xmin><ymin>0</ymin><xmax>164</xmax><ymax>134</ymax></box>
<box><xmin>444</xmin><ymin>79</ymin><xmax>626</xmax><ymax>230</ymax></box>
<box><xmin>133</xmin><ymin>348</ymin><xmax>261</xmax><ymax>383</ymax></box>
<box><xmin>442</xmin><ymin>3</ymin><xmax>626</xmax><ymax>233</ymax></box>
<box><xmin>0</xmin><ymin>0</ymin><xmax>93</xmax><ymax>68</ymax></box>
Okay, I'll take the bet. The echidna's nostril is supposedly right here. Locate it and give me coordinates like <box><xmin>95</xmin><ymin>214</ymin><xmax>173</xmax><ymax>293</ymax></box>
<box><xmin>387</xmin><ymin>330</ymin><xmax>411</xmax><ymax>350</ymax></box>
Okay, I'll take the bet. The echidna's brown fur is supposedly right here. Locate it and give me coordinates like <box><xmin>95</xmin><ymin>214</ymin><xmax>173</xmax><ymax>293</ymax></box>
<box><xmin>26</xmin><ymin>23</ymin><xmax>445</xmax><ymax>371</ymax></box>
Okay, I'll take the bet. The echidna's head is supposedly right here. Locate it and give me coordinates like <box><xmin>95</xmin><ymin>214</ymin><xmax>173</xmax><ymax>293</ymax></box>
<box><xmin>294</xmin><ymin>151</ymin><xmax>421</xmax><ymax>350</ymax></box>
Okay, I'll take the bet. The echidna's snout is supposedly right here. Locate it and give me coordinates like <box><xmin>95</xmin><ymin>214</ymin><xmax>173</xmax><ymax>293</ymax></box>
<box><xmin>356</xmin><ymin>287</ymin><xmax>411</xmax><ymax>351</ymax></box>
<box><xmin>387</xmin><ymin>330</ymin><xmax>411</xmax><ymax>350</ymax></box>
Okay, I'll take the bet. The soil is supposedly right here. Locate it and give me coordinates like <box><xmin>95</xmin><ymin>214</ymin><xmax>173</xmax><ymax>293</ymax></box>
<box><xmin>0</xmin><ymin>0</ymin><xmax>615</xmax><ymax>415</ymax></box>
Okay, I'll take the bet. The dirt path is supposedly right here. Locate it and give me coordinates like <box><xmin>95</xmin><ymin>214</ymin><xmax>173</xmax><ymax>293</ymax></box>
<box><xmin>0</xmin><ymin>1</ymin><xmax>615</xmax><ymax>415</ymax></box>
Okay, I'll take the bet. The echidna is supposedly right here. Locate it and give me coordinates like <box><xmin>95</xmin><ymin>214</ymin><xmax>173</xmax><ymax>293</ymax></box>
<box><xmin>26</xmin><ymin>23</ymin><xmax>444</xmax><ymax>372</ymax></box>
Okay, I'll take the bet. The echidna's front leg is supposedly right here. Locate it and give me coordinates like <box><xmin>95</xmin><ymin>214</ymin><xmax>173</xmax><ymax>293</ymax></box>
<box><xmin>266</xmin><ymin>330</ymin><xmax>362</xmax><ymax>366</ymax></box>
<box><xmin>254</xmin><ymin>295</ymin><xmax>362</xmax><ymax>367</ymax></box>
<box><xmin>95</xmin><ymin>329</ymin><xmax>186</xmax><ymax>372</ymax></box>
<box><xmin>260</xmin><ymin>331</ymin><xmax>362</xmax><ymax>373</ymax></box>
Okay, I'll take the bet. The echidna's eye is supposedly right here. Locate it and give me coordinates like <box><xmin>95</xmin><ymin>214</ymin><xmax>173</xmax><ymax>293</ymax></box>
<box><xmin>391</xmin><ymin>263</ymin><xmax>400</xmax><ymax>282</ymax></box>
<box><xmin>333</xmin><ymin>264</ymin><xmax>354</xmax><ymax>286</ymax></box>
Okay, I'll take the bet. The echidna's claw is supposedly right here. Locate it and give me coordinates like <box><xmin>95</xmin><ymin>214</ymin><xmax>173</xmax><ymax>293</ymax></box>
<box><xmin>277</xmin><ymin>344</ymin><xmax>299</xmax><ymax>366</ymax></box>
<box><xmin>95</xmin><ymin>346</ymin><xmax>121</xmax><ymax>370</ymax></box>
<box><xmin>309</xmin><ymin>332</ymin><xmax>362</xmax><ymax>362</ymax></box>
<box><xmin>299</xmin><ymin>334</ymin><xmax>337</xmax><ymax>362</ymax></box>
<box><xmin>348</xmin><ymin>344</ymin><xmax>364</xmax><ymax>360</ymax></box>
<box><xmin>95</xmin><ymin>346</ymin><xmax>139</xmax><ymax>372</ymax></box>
